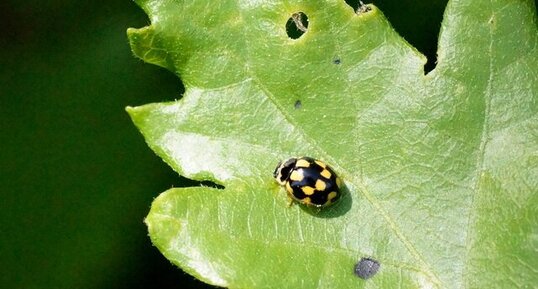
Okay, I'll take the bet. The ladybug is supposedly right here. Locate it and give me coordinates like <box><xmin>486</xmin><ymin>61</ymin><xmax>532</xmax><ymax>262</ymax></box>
<box><xmin>273</xmin><ymin>157</ymin><xmax>342</xmax><ymax>207</ymax></box>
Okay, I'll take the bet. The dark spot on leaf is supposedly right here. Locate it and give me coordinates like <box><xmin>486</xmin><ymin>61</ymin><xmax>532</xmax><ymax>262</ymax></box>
<box><xmin>294</xmin><ymin>100</ymin><xmax>302</xmax><ymax>109</ymax></box>
<box><xmin>354</xmin><ymin>257</ymin><xmax>380</xmax><ymax>280</ymax></box>
<box><xmin>333</xmin><ymin>58</ymin><xmax>341</xmax><ymax>65</ymax></box>
<box><xmin>286</xmin><ymin>12</ymin><xmax>308</xmax><ymax>39</ymax></box>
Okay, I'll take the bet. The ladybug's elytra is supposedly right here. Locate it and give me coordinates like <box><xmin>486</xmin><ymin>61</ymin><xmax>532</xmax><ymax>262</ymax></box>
<box><xmin>273</xmin><ymin>157</ymin><xmax>342</xmax><ymax>207</ymax></box>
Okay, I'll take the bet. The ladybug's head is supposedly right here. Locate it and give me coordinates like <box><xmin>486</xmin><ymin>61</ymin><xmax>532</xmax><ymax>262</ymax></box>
<box><xmin>273</xmin><ymin>158</ymin><xmax>297</xmax><ymax>185</ymax></box>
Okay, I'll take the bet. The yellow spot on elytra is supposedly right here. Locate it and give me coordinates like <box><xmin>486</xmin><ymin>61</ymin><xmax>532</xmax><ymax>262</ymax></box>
<box><xmin>296</xmin><ymin>159</ymin><xmax>310</xmax><ymax>168</ymax></box>
<box><xmin>327</xmin><ymin>191</ymin><xmax>338</xmax><ymax>201</ymax></box>
<box><xmin>285</xmin><ymin>182</ymin><xmax>293</xmax><ymax>193</ymax></box>
<box><xmin>336</xmin><ymin>177</ymin><xmax>342</xmax><ymax>188</ymax></box>
<box><xmin>290</xmin><ymin>170</ymin><xmax>304</xmax><ymax>181</ymax></box>
<box><xmin>320</xmin><ymin>169</ymin><xmax>331</xmax><ymax>179</ymax></box>
<box><xmin>302</xmin><ymin>197</ymin><xmax>311</xmax><ymax>205</ymax></box>
<box><xmin>315</xmin><ymin>179</ymin><xmax>326</xmax><ymax>191</ymax></box>
<box><xmin>301</xmin><ymin>186</ymin><xmax>315</xmax><ymax>195</ymax></box>
<box><xmin>315</xmin><ymin>160</ymin><xmax>327</xmax><ymax>168</ymax></box>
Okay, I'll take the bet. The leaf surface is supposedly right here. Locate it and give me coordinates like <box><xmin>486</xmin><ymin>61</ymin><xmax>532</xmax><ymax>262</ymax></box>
<box><xmin>127</xmin><ymin>0</ymin><xmax>538</xmax><ymax>288</ymax></box>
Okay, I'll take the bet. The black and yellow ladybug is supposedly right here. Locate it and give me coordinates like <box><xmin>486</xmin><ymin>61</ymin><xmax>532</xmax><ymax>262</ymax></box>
<box><xmin>273</xmin><ymin>157</ymin><xmax>342</xmax><ymax>207</ymax></box>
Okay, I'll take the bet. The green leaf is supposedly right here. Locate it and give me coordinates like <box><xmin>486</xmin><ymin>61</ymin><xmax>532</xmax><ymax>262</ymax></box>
<box><xmin>126</xmin><ymin>0</ymin><xmax>538</xmax><ymax>288</ymax></box>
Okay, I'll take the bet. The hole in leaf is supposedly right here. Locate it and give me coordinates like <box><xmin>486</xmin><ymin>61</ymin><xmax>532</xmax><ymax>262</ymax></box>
<box><xmin>333</xmin><ymin>57</ymin><xmax>341</xmax><ymax>65</ymax></box>
<box><xmin>354</xmin><ymin>257</ymin><xmax>380</xmax><ymax>279</ymax></box>
<box><xmin>286</xmin><ymin>12</ymin><xmax>309</xmax><ymax>39</ymax></box>
<box><xmin>344</xmin><ymin>0</ymin><xmax>371</xmax><ymax>14</ymax></box>
<box><xmin>294</xmin><ymin>100</ymin><xmax>302</xmax><ymax>109</ymax></box>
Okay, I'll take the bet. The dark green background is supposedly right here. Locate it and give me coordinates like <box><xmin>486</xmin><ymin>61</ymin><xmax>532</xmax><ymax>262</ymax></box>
<box><xmin>0</xmin><ymin>1</ymin><xmax>454</xmax><ymax>288</ymax></box>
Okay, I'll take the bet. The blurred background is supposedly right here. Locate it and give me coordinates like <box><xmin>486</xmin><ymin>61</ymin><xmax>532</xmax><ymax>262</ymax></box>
<box><xmin>0</xmin><ymin>0</ymin><xmax>450</xmax><ymax>288</ymax></box>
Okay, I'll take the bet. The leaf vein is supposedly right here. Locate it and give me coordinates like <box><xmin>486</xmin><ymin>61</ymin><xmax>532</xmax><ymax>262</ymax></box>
<box><xmin>248</xmin><ymin>75</ymin><xmax>442</xmax><ymax>288</ymax></box>
<box><xmin>462</xmin><ymin>5</ymin><xmax>495</xmax><ymax>287</ymax></box>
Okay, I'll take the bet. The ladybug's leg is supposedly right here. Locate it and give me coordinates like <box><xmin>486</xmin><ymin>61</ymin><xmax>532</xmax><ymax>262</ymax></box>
<box><xmin>286</xmin><ymin>194</ymin><xmax>295</xmax><ymax>207</ymax></box>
